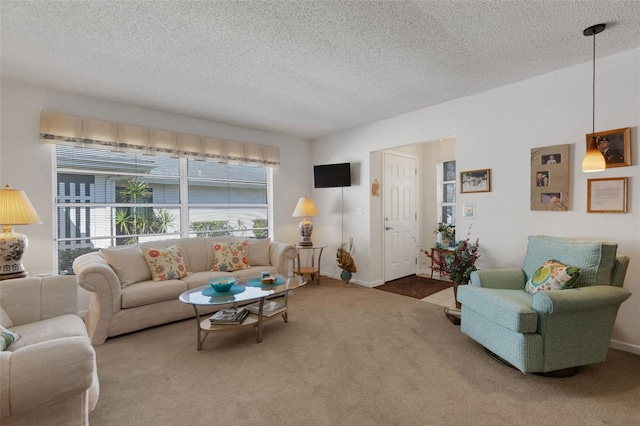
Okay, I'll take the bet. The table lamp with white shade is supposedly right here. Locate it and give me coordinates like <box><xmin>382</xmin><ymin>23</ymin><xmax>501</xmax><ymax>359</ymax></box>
<box><xmin>292</xmin><ymin>196</ymin><xmax>318</xmax><ymax>247</ymax></box>
<box><xmin>0</xmin><ymin>185</ymin><xmax>42</xmax><ymax>280</ymax></box>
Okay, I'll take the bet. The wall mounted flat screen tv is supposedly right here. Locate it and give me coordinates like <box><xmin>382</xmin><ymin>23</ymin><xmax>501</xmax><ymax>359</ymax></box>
<box><xmin>314</xmin><ymin>162</ymin><xmax>351</xmax><ymax>188</ymax></box>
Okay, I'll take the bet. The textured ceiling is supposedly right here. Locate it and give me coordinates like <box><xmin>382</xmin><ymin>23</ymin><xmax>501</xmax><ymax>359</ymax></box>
<box><xmin>2</xmin><ymin>1</ymin><xmax>640</xmax><ymax>140</ymax></box>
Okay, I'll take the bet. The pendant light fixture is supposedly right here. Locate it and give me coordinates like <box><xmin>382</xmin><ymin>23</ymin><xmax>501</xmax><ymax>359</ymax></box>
<box><xmin>581</xmin><ymin>23</ymin><xmax>607</xmax><ymax>172</ymax></box>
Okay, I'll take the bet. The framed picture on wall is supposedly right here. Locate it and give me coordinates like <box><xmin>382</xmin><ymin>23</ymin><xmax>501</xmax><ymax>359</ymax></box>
<box><xmin>587</xmin><ymin>177</ymin><xmax>628</xmax><ymax>213</ymax></box>
<box><xmin>586</xmin><ymin>127</ymin><xmax>631</xmax><ymax>168</ymax></box>
<box><xmin>462</xmin><ymin>203</ymin><xmax>476</xmax><ymax>219</ymax></box>
<box><xmin>530</xmin><ymin>144</ymin><xmax>570</xmax><ymax>211</ymax></box>
<box><xmin>460</xmin><ymin>169</ymin><xmax>491</xmax><ymax>193</ymax></box>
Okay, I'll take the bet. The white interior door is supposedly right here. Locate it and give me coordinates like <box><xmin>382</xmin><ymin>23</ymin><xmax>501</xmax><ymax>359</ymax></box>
<box><xmin>383</xmin><ymin>152</ymin><xmax>417</xmax><ymax>282</ymax></box>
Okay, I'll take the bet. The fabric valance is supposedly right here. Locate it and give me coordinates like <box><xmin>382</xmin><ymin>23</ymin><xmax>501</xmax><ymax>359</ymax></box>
<box><xmin>39</xmin><ymin>111</ymin><xmax>280</xmax><ymax>168</ymax></box>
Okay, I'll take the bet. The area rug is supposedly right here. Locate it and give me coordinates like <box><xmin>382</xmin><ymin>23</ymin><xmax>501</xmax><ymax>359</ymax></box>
<box><xmin>374</xmin><ymin>274</ymin><xmax>452</xmax><ymax>299</ymax></box>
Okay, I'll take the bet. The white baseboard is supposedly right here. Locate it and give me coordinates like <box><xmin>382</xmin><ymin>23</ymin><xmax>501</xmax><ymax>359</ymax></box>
<box><xmin>610</xmin><ymin>339</ymin><xmax>640</xmax><ymax>355</ymax></box>
<box><xmin>360</xmin><ymin>280</ymin><xmax>382</xmax><ymax>288</ymax></box>
<box><xmin>319</xmin><ymin>271</ymin><xmax>379</xmax><ymax>288</ymax></box>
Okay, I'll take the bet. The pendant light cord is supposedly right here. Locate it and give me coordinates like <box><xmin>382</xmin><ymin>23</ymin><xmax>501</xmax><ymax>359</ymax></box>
<box><xmin>581</xmin><ymin>23</ymin><xmax>606</xmax><ymax>172</ymax></box>
<box><xmin>341</xmin><ymin>186</ymin><xmax>345</xmax><ymax>244</ymax></box>
<box><xmin>592</xmin><ymin>31</ymin><xmax>596</xmax><ymax>137</ymax></box>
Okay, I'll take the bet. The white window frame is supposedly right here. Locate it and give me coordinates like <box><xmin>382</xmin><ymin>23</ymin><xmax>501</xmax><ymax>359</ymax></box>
<box><xmin>436</xmin><ymin>160</ymin><xmax>456</xmax><ymax>226</ymax></box>
<box><xmin>54</xmin><ymin>147</ymin><xmax>271</xmax><ymax>274</ymax></box>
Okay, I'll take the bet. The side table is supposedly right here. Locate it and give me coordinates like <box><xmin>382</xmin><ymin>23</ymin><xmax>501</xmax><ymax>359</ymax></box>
<box><xmin>293</xmin><ymin>245</ymin><xmax>326</xmax><ymax>285</ymax></box>
<box><xmin>430</xmin><ymin>246</ymin><xmax>462</xmax><ymax>325</ymax></box>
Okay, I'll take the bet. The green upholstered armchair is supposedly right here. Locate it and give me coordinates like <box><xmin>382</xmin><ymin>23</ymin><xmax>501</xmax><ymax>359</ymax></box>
<box><xmin>457</xmin><ymin>236</ymin><xmax>631</xmax><ymax>375</ymax></box>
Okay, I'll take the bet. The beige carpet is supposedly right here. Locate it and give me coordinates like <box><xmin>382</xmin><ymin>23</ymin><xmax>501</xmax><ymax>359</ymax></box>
<box><xmin>91</xmin><ymin>278</ymin><xmax>640</xmax><ymax>426</ymax></box>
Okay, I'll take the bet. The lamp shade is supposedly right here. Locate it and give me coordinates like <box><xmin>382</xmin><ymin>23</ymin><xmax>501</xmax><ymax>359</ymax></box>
<box><xmin>0</xmin><ymin>185</ymin><xmax>42</xmax><ymax>225</ymax></box>
<box><xmin>581</xmin><ymin>147</ymin><xmax>606</xmax><ymax>172</ymax></box>
<box><xmin>292</xmin><ymin>196</ymin><xmax>318</xmax><ymax>218</ymax></box>
<box><xmin>0</xmin><ymin>185</ymin><xmax>41</xmax><ymax>280</ymax></box>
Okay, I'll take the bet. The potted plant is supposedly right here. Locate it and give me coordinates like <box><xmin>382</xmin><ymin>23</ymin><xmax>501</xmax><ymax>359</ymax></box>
<box><xmin>336</xmin><ymin>237</ymin><xmax>357</xmax><ymax>283</ymax></box>
<box><xmin>425</xmin><ymin>227</ymin><xmax>479</xmax><ymax>309</ymax></box>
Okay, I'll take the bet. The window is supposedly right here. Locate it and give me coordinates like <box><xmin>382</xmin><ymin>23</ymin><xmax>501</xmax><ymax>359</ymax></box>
<box><xmin>55</xmin><ymin>145</ymin><xmax>269</xmax><ymax>274</ymax></box>
<box><xmin>437</xmin><ymin>160</ymin><xmax>456</xmax><ymax>241</ymax></box>
<box><xmin>187</xmin><ymin>161</ymin><xmax>268</xmax><ymax>239</ymax></box>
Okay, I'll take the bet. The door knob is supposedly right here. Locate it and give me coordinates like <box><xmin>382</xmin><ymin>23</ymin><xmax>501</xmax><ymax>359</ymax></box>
<box><xmin>385</xmin><ymin>226</ymin><xmax>393</xmax><ymax>231</ymax></box>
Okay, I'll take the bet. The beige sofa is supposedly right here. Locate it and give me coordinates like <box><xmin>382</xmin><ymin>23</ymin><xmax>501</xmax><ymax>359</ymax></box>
<box><xmin>73</xmin><ymin>236</ymin><xmax>297</xmax><ymax>345</ymax></box>
<box><xmin>0</xmin><ymin>276</ymin><xmax>99</xmax><ymax>425</ymax></box>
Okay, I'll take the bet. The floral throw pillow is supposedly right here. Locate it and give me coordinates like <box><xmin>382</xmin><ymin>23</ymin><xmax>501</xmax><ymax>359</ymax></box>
<box><xmin>525</xmin><ymin>259</ymin><xmax>581</xmax><ymax>294</ymax></box>
<box><xmin>1</xmin><ymin>325</ymin><xmax>20</xmax><ymax>351</ymax></box>
<box><xmin>142</xmin><ymin>245</ymin><xmax>191</xmax><ymax>281</ymax></box>
<box><xmin>212</xmin><ymin>240</ymin><xmax>250</xmax><ymax>272</ymax></box>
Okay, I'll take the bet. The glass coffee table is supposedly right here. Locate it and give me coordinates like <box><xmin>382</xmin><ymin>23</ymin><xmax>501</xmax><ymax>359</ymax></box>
<box><xmin>179</xmin><ymin>275</ymin><xmax>307</xmax><ymax>350</ymax></box>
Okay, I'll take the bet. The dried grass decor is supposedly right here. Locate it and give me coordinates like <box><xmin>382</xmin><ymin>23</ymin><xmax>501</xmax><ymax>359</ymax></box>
<box><xmin>337</xmin><ymin>237</ymin><xmax>357</xmax><ymax>273</ymax></box>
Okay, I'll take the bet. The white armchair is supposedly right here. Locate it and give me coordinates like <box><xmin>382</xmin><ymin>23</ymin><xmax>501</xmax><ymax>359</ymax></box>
<box><xmin>0</xmin><ymin>276</ymin><xmax>99</xmax><ymax>425</ymax></box>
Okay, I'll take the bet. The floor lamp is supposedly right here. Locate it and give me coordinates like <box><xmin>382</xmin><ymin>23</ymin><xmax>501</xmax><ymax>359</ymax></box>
<box><xmin>0</xmin><ymin>185</ymin><xmax>42</xmax><ymax>280</ymax></box>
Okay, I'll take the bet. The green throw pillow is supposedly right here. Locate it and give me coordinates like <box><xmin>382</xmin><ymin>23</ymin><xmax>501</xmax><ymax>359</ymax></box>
<box><xmin>525</xmin><ymin>259</ymin><xmax>581</xmax><ymax>294</ymax></box>
<box><xmin>1</xmin><ymin>325</ymin><xmax>20</xmax><ymax>351</ymax></box>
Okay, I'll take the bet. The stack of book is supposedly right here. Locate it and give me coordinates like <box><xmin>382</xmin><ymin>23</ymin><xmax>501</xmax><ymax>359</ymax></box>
<box><xmin>245</xmin><ymin>300</ymin><xmax>286</xmax><ymax>317</ymax></box>
<box><xmin>209</xmin><ymin>307</ymin><xmax>249</xmax><ymax>325</ymax></box>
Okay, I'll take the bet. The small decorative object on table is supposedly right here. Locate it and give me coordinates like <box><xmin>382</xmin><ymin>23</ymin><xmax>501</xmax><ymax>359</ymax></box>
<box><xmin>337</xmin><ymin>237</ymin><xmax>357</xmax><ymax>283</ymax></box>
<box><xmin>261</xmin><ymin>275</ymin><xmax>276</xmax><ymax>284</ymax></box>
<box><xmin>260</xmin><ymin>271</ymin><xmax>272</xmax><ymax>283</ymax></box>
<box><xmin>424</xmin><ymin>226</ymin><xmax>480</xmax><ymax>325</ymax></box>
<box><xmin>434</xmin><ymin>222</ymin><xmax>455</xmax><ymax>248</ymax></box>
<box><xmin>208</xmin><ymin>277</ymin><xmax>235</xmax><ymax>292</ymax></box>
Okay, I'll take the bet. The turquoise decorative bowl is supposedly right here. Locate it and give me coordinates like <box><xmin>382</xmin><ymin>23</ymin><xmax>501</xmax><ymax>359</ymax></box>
<box><xmin>208</xmin><ymin>277</ymin><xmax>235</xmax><ymax>292</ymax></box>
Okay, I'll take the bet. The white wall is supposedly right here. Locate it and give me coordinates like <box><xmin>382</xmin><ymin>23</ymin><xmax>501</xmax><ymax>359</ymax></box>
<box><xmin>0</xmin><ymin>79</ymin><xmax>312</xmax><ymax>308</ymax></box>
<box><xmin>311</xmin><ymin>48</ymin><xmax>640</xmax><ymax>353</ymax></box>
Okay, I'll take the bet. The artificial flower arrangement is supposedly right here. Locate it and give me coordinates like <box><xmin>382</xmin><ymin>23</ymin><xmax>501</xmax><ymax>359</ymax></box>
<box><xmin>434</xmin><ymin>222</ymin><xmax>455</xmax><ymax>247</ymax></box>
<box><xmin>434</xmin><ymin>222</ymin><xmax>455</xmax><ymax>239</ymax></box>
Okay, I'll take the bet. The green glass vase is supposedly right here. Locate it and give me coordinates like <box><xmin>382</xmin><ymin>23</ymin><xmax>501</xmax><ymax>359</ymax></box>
<box><xmin>340</xmin><ymin>269</ymin><xmax>352</xmax><ymax>283</ymax></box>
